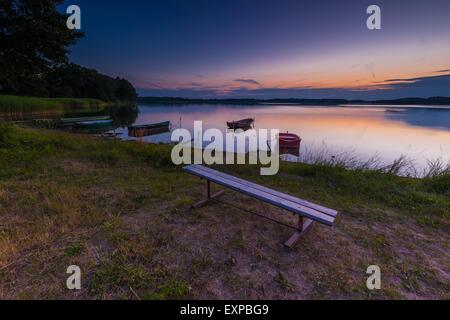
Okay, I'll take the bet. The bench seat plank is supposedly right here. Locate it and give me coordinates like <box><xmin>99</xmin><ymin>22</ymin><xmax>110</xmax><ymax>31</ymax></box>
<box><xmin>191</xmin><ymin>165</ymin><xmax>338</xmax><ymax>218</ymax></box>
<box><xmin>184</xmin><ymin>165</ymin><xmax>335</xmax><ymax>226</ymax></box>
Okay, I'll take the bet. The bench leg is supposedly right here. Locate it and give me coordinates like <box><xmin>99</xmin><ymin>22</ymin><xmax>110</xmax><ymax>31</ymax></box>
<box><xmin>284</xmin><ymin>216</ymin><xmax>314</xmax><ymax>249</ymax></box>
<box><xmin>191</xmin><ymin>180</ymin><xmax>225</xmax><ymax>209</ymax></box>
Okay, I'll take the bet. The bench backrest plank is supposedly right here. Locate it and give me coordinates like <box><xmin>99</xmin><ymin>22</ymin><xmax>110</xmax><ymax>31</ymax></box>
<box><xmin>192</xmin><ymin>165</ymin><xmax>337</xmax><ymax>218</ymax></box>
<box><xmin>184</xmin><ymin>165</ymin><xmax>335</xmax><ymax>226</ymax></box>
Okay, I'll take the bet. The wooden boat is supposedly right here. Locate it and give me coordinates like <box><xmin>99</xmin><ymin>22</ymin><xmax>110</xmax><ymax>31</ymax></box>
<box><xmin>278</xmin><ymin>132</ymin><xmax>302</xmax><ymax>157</ymax></box>
<box><xmin>75</xmin><ymin>119</ymin><xmax>113</xmax><ymax>128</ymax></box>
<box><xmin>128</xmin><ymin>121</ymin><xmax>170</xmax><ymax>138</ymax></box>
<box><xmin>227</xmin><ymin>118</ymin><xmax>255</xmax><ymax>130</ymax></box>
<box><xmin>279</xmin><ymin>133</ymin><xmax>301</xmax><ymax>148</ymax></box>
<box><xmin>61</xmin><ymin>115</ymin><xmax>111</xmax><ymax>124</ymax></box>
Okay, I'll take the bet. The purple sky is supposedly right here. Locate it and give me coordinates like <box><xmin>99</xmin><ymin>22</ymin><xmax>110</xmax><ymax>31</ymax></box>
<box><xmin>67</xmin><ymin>0</ymin><xmax>450</xmax><ymax>99</ymax></box>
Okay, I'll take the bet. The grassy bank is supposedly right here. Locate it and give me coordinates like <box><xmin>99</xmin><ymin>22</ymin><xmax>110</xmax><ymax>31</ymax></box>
<box><xmin>0</xmin><ymin>95</ymin><xmax>105</xmax><ymax>113</ymax></box>
<box><xmin>0</xmin><ymin>124</ymin><xmax>448</xmax><ymax>299</ymax></box>
<box><xmin>0</xmin><ymin>95</ymin><xmax>111</xmax><ymax>122</ymax></box>
<box><xmin>0</xmin><ymin>95</ymin><xmax>139</xmax><ymax>123</ymax></box>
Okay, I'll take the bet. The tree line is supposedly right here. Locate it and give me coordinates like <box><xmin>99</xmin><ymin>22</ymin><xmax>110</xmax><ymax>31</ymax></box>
<box><xmin>139</xmin><ymin>96</ymin><xmax>450</xmax><ymax>106</ymax></box>
<box><xmin>0</xmin><ymin>0</ymin><xmax>136</xmax><ymax>102</ymax></box>
<box><xmin>45</xmin><ymin>63</ymin><xmax>137</xmax><ymax>102</ymax></box>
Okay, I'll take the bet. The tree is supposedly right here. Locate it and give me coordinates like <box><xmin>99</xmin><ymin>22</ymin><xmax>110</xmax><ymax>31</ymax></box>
<box><xmin>0</xmin><ymin>0</ymin><xmax>83</xmax><ymax>95</ymax></box>
<box><xmin>45</xmin><ymin>63</ymin><xmax>137</xmax><ymax>102</ymax></box>
<box><xmin>115</xmin><ymin>78</ymin><xmax>138</xmax><ymax>102</ymax></box>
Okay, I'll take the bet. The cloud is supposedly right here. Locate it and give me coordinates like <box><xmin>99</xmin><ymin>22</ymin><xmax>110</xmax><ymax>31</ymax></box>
<box><xmin>132</xmin><ymin>79</ymin><xmax>167</xmax><ymax>90</ymax></box>
<box><xmin>434</xmin><ymin>69</ymin><xmax>450</xmax><ymax>73</ymax></box>
<box><xmin>382</xmin><ymin>78</ymin><xmax>417</xmax><ymax>83</ymax></box>
<box><xmin>382</xmin><ymin>73</ymin><xmax>450</xmax><ymax>83</ymax></box>
<box><xmin>233</xmin><ymin>78</ymin><xmax>261</xmax><ymax>86</ymax></box>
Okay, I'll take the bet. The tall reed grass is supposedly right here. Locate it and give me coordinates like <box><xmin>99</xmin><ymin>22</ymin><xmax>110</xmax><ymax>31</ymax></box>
<box><xmin>0</xmin><ymin>95</ymin><xmax>107</xmax><ymax>121</ymax></box>
<box><xmin>284</xmin><ymin>143</ymin><xmax>450</xmax><ymax>178</ymax></box>
<box><xmin>0</xmin><ymin>95</ymin><xmax>105</xmax><ymax>112</ymax></box>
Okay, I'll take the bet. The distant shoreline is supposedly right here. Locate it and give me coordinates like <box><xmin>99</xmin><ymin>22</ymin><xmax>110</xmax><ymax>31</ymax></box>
<box><xmin>137</xmin><ymin>96</ymin><xmax>450</xmax><ymax>106</ymax></box>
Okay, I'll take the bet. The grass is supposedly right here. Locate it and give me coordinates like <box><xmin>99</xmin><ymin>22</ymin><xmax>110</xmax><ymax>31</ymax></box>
<box><xmin>0</xmin><ymin>95</ymin><xmax>106</xmax><ymax>121</ymax></box>
<box><xmin>294</xmin><ymin>144</ymin><xmax>450</xmax><ymax>178</ymax></box>
<box><xmin>0</xmin><ymin>95</ymin><xmax>105</xmax><ymax>110</ymax></box>
<box><xmin>0</xmin><ymin>123</ymin><xmax>449</xmax><ymax>299</ymax></box>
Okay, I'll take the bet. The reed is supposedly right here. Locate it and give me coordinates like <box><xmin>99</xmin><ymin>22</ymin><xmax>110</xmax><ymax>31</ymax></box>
<box><xmin>0</xmin><ymin>95</ymin><xmax>105</xmax><ymax>113</ymax></box>
<box><xmin>293</xmin><ymin>143</ymin><xmax>449</xmax><ymax>178</ymax></box>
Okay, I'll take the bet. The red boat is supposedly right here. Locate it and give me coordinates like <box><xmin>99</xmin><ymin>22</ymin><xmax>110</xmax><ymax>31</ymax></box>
<box><xmin>278</xmin><ymin>132</ymin><xmax>301</xmax><ymax>156</ymax></box>
<box><xmin>279</xmin><ymin>133</ymin><xmax>301</xmax><ymax>148</ymax></box>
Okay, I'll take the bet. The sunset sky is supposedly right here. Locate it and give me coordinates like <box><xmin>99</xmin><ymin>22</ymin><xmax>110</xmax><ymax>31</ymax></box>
<box><xmin>66</xmin><ymin>0</ymin><xmax>450</xmax><ymax>99</ymax></box>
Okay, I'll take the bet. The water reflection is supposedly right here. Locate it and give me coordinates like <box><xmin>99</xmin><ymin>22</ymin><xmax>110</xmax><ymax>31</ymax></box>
<box><xmin>1</xmin><ymin>103</ymin><xmax>139</xmax><ymax>133</ymax></box>
<box><xmin>112</xmin><ymin>103</ymin><xmax>450</xmax><ymax>172</ymax></box>
<box><xmin>3</xmin><ymin>102</ymin><xmax>449</xmax><ymax>173</ymax></box>
<box><xmin>383</xmin><ymin>107</ymin><xmax>450</xmax><ymax>130</ymax></box>
<box><xmin>108</xmin><ymin>104</ymin><xmax>139</xmax><ymax>127</ymax></box>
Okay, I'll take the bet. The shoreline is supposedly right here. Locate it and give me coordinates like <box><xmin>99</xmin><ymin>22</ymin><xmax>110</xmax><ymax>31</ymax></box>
<box><xmin>137</xmin><ymin>96</ymin><xmax>450</xmax><ymax>106</ymax></box>
<box><xmin>0</xmin><ymin>95</ymin><xmax>137</xmax><ymax>111</ymax></box>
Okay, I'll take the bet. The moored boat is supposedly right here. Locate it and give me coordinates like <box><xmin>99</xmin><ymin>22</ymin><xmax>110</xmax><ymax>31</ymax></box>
<box><xmin>279</xmin><ymin>132</ymin><xmax>301</xmax><ymax>148</ymax></box>
<box><xmin>128</xmin><ymin>121</ymin><xmax>171</xmax><ymax>137</ymax></box>
<box><xmin>61</xmin><ymin>115</ymin><xmax>111</xmax><ymax>123</ymax></box>
<box><xmin>227</xmin><ymin>118</ymin><xmax>254</xmax><ymax>130</ymax></box>
<box><xmin>75</xmin><ymin>119</ymin><xmax>113</xmax><ymax>128</ymax></box>
<box><xmin>278</xmin><ymin>132</ymin><xmax>302</xmax><ymax>156</ymax></box>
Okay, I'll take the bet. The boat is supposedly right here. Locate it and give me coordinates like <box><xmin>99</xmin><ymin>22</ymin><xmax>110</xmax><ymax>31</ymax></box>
<box><xmin>61</xmin><ymin>115</ymin><xmax>111</xmax><ymax>124</ymax></box>
<box><xmin>128</xmin><ymin>121</ymin><xmax>171</xmax><ymax>138</ymax></box>
<box><xmin>279</xmin><ymin>132</ymin><xmax>301</xmax><ymax>148</ymax></box>
<box><xmin>75</xmin><ymin>119</ymin><xmax>113</xmax><ymax>128</ymax></box>
<box><xmin>227</xmin><ymin>118</ymin><xmax>255</xmax><ymax>130</ymax></box>
<box><xmin>277</xmin><ymin>132</ymin><xmax>302</xmax><ymax>157</ymax></box>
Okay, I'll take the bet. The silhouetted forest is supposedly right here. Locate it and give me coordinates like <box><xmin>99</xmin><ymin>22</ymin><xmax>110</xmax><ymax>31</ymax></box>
<box><xmin>361</xmin><ymin>97</ymin><xmax>450</xmax><ymax>105</ymax></box>
<box><xmin>45</xmin><ymin>63</ymin><xmax>137</xmax><ymax>102</ymax></box>
<box><xmin>138</xmin><ymin>96</ymin><xmax>450</xmax><ymax>106</ymax></box>
<box><xmin>137</xmin><ymin>97</ymin><xmax>349</xmax><ymax>105</ymax></box>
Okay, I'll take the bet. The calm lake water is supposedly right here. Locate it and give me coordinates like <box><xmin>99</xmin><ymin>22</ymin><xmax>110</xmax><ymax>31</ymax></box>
<box><xmin>111</xmin><ymin>103</ymin><xmax>450</xmax><ymax>174</ymax></box>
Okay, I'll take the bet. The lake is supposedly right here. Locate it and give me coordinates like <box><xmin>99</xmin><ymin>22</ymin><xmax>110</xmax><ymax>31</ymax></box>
<box><xmin>112</xmin><ymin>103</ymin><xmax>450</xmax><ymax>175</ymax></box>
<box><xmin>4</xmin><ymin>102</ymin><xmax>448</xmax><ymax>175</ymax></box>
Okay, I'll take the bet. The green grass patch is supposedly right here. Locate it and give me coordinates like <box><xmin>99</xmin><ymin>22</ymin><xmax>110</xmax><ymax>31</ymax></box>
<box><xmin>64</xmin><ymin>243</ymin><xmax>85</xmax><ymax>257</ymax></box>
<box><xmin>145</xmin><ymin>279</ymin><xmax>190</xmax><ymax>300</ymax></box>
<box><xmin>0</xmin><ymin>95</ymin><xmax>105</xmax><ymax>112</ymax></box>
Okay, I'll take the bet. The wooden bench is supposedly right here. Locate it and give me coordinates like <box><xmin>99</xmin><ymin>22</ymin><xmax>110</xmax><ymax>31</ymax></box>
<box><xmin>183</xmin><ymin>165</ymin><xmax>338</xmax><ymax>248</ymax></box>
